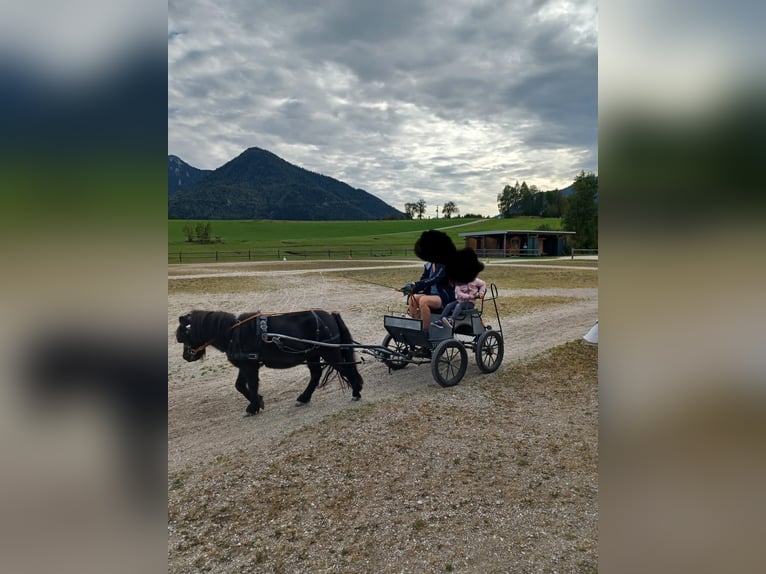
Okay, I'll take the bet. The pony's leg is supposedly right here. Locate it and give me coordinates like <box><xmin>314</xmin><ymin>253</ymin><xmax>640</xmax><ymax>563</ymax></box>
<box><xmin>238</xmin><ymin>365</ymin><xmax>264</xmax><ymax>416</ymax></box>
<box><xmin>340</xmin><ymin>364</ymin><xmax>364</xmax><ymax>401</ymax></box>
<box><xmin>234</xmin><ymin>370</ymin><xmax>249</xmax><ymax>402</ymax></box>
<box><xmin>295</xmin><ymin>361</ymin><xmax>322</xmax><ymax>405</ymax></box>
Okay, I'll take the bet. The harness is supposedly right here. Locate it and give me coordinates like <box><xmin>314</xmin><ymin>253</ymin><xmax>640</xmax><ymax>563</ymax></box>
<box><xmin>225</xmin><ymin>310</ymin><xmax>342</xmax><ymax>362</ymax></box>
<box><xmin>269</xmin><ymin>310</ymin><xmax>339</xmax><ymax>351</ymax></box>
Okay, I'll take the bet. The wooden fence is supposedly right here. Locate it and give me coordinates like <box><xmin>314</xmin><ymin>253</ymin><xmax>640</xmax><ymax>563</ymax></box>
<box><xmin>168</xmin><ymin>247</ymin><xmax>416</xmax><ymax>263</ymax></box>
<box><xmin>169</xmin><ymin>246</ymin><xmax>599</xmax><ymax>264</ymax></box>
<box><xmin>473</xmin><ymin>248</ymin><xmax>551</xmax><ymax>258</ymax></box>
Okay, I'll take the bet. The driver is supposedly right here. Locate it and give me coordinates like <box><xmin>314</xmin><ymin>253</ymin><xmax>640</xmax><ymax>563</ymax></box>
<box><xmin>402</xmin><ymin>261</ymin><xmax>455</xmax><ymax>331</ymax></box>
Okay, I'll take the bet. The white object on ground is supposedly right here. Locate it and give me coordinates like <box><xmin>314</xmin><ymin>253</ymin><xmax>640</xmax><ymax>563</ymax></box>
<box><xmin>583</xmin><ymin>321</ymin><xmax>598</xmax><ymax>346</ymax></box>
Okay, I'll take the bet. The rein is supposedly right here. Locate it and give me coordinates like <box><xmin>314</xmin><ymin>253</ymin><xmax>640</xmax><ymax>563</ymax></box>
<box><xmin>338</xmin><ymin>275</ymin><xmax>403</xmax><ymax>292</ymax></box>
<box><xmin>189</xmin><ymin>312</ymin><xmax>262</xmax><ymax>357</ymax></box>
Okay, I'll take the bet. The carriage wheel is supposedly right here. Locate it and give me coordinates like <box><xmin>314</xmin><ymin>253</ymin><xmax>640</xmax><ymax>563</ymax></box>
<box><xmin>381</xmin><ymin>334</ymin><xmax>411</xmax><ymax>370</ymax></box>
<box><xmin>475</xmin><ymin>330</ymin><xmax>504</xmax><ymax>373</ymax></box>
<box><xmin>431</xmin><ymin>339</ymin><xmax>468</xmax><ymax>387</ymax></box>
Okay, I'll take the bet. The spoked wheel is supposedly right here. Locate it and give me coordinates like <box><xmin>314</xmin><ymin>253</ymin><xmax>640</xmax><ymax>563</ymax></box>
<box><xmin>475</xmin><ymin>330</ymin><xmax>504</xmax><ymax>373</ymax></box>
<box><xmin>431</xmin><ymin>339</ymin><xmax>468</xmax><ymax>387</ymax></box>
<box><xmin>381</xmin><ymin>334</ymin><xmax>411</xmax><ymax>370</ymax></box>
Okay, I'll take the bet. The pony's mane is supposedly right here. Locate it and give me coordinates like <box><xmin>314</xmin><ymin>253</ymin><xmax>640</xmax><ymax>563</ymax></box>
<box><xmin>189</xmin><ymin>310</ymin><xmax>237</xmax><ymax>347</ymax></box>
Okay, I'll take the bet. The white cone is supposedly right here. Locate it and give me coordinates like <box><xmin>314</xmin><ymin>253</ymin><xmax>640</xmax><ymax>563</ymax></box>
<box><xmin>583</xmin><ymin>321</ymin><xmax>598</xmax><ymax>346</ymax></box>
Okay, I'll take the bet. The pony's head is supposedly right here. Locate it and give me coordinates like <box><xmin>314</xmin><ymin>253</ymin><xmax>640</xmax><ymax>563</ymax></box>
<box><xmin>176</xmin><ymin>314</ymin><xmax>206</xmax><ymax>362</ymax></box>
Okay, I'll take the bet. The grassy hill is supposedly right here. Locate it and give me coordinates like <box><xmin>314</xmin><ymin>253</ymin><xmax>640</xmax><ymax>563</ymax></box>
<box><xmin>168</xmin><ymin>217</ymin><xmax>563</xmax><ymax>262</ymax></box>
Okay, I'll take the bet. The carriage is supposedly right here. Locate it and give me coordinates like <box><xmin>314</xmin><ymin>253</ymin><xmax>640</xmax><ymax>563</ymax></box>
<box><xmin>372</xmin><ymin>282</ymin><xmax>504</xmax><ymax>387</ymax></box>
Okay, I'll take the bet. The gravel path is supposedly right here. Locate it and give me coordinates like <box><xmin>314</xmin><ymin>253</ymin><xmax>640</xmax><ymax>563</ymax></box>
<box><xmin>169</xmin><ymin>271</ymin><xmax>596</xmax><ymax>474</ymax></box>
<box><xmin>168</xmin><ymin>263</ymin><xmax>598</xmax><ymax>572</ymax></box>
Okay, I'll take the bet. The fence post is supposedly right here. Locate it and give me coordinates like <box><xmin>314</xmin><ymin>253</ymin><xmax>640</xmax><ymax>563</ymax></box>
<box><xmin>179</xmin><ymin>252</ymin><xmax>182</xmax><ymax>263</ymax></box>
<box><xmin>216</xmin><ymin>251</ymin><xmax>218</xmax><ymax>261</ymax></box>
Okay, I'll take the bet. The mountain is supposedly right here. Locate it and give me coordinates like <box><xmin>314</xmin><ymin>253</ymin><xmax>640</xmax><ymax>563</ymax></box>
<box><xmin>167</xmin><ymin>147</ymin><xmax>404</xmax><ymax>220</ymax></box>
<box><xmin>168</xmin><ymin>155</ymin><xmax>212</xmax><ymax>196</ymax></box>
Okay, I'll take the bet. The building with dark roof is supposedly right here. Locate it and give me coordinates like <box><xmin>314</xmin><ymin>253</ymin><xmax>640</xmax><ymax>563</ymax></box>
<box><xmin>458</xmin><ymin>229</ymin><xmax>575</xmax><ymax>257</ymax></box>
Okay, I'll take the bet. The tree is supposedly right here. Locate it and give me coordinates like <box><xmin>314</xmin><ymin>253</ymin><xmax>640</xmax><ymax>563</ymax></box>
<box><xmin>497</xmin><ymin>181</ymin><xmax>522</xmax><ymax>217</ymax></box>
<box><xmin>442</xmin><ymin>201</ymin><xmax>458</xmax><ymax>218</ymax></box>
<box><xmin>542</xmin><ymin>189</ymin><xmax>564</xmax><ymax>218</ymax></box>
<box><xmin>529</xmin><ymin>184</ymin><xmax>547</xmax><ymax>216</ymax></box>
<box><xmin>415</xmin><ymin>199</ymin><xmax>427</xmax><ymax>219</ymax></box>
<box><xmin>561</xmin><ymin>171</ymin><xmax>598</xmax><ymax>249</ymax></box>
<box><xmin>182</xmin><ymin>221</ymin><xmax>214</xmax><ymax>242</ymax></box>
<box><xmin>194</xmin><ymin>222</ymin><xmax>212</xmax><ymax>243</ymax></box>
<box><xmin>498</xmin><ymin>180</ymin><xmax>544</xmax><ymax>216</ymax></box>
<box><xmin>182</xmin><ymin>223</ymin><xmax>195</xmax><ymax>242</ymax></box>
<box><xmin>403</xmin><ymin>202</ymin><xmax>417</xmax><ymax>219</ymax></box>
<box><xmin>519</xmin><ymin>182</ymin><xmax>535</xmax><ymax>215</ymax></box>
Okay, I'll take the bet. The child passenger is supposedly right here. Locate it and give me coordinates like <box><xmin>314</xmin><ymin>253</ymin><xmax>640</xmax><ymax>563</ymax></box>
<box><xmin>435</xmin><ymin>275</ymin><xmax>487</xmax><ymax>328</ymax></box>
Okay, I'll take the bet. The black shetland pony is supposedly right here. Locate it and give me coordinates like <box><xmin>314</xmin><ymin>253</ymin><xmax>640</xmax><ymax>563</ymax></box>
<box><xmin>176</xmin><ymin>309</ymin><xmax>363</xmax><ymax>416</ymax></box>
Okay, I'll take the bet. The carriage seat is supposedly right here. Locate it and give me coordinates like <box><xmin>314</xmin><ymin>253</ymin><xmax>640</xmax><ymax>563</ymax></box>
<box><xmin>453</xmin><ymin>307</ymin><xmax>481</xmax><ymax>321</ymax></box>
<box><xmin>450</xmin><ymin>307</ymin><xmax>485</xmax><ymax>335</ymax></box>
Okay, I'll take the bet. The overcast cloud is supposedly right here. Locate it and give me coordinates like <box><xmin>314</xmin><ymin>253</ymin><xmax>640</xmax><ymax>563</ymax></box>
<box><xmin>168</xmin><ymin>0</ymin><xmax>597</xmax><ymax>217</ymax></box>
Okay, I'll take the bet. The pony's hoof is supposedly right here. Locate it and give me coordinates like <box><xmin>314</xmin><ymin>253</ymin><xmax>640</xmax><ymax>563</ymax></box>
<box><xmin>243</xmin><ymin>412</ymin><xmax>255</xmax><ymax>418</ymax></box>
<box><xmin>295</xmin><ymin>400</ymin><xmax>309</xmax><ymax>407</ymax></box>
<box><xmin>351</xmin><ymin>395</ymin><xmax>361</xmax><ymax>401</ymax></box>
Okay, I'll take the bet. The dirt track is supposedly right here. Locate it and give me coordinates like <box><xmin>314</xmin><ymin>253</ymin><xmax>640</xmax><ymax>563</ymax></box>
<box><xmin>168</xmin><ymin>260</ymin><xmax>598</xmax><ymax>572</ymax></box>
<box><xmin>168</xmin><ymin>262</ymin><xmax>597</xmax><ymax>474</ymax></box>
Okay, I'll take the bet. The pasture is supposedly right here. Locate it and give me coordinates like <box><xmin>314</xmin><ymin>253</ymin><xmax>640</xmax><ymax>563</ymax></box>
<box><xmin>168</xmin><ymin>217</ymin><xmax>564</xmax><ymax>261</ymax></box>
<box><xmin>168</xmin><ymin>257</ymin><xmax>598</xmax><ymax>572</ymax></box>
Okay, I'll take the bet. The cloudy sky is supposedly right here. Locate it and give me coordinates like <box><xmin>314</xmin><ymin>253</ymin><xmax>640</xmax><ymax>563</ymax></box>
<box><xmin>169</xmin><ymin>0</ymin><xmax>597</xmax><ymax>217</ymax></box>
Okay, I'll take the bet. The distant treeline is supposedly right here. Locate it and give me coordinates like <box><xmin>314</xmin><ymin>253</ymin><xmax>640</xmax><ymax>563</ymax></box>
<box><xmin>498</xmin><ymin>172</ymin><xmax>598</xmax><ymax>249</ymax></box>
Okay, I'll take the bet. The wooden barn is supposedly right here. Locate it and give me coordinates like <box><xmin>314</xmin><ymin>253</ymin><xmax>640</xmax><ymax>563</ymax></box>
<box><xmin>459</xmin><ymin>229</ymin><xmax>575</xmax><ymax>257</ymax></box>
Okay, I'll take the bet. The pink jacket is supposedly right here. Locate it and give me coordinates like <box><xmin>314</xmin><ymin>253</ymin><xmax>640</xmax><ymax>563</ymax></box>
<box><xmin>454</xmin><ymin>278</ymin><xmax>486</xmax><ymax>303</ymax></box>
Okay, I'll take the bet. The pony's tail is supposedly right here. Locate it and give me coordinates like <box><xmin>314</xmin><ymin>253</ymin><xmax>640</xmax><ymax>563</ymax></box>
<box><xmin>317</xmin><ymin>312</ymin><xmax>360</xmax><ymax>390</ymax></box>
<box><xmin>331</xmin><ymin>312</ymin><xmax>357</xmax><ymax>366</ymax></box>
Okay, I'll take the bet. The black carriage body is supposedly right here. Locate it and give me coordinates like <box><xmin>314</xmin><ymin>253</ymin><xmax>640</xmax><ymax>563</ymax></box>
<box><xmin>383</xmin><ymin>314</ymin><xmax>450</xmax><ymax>348</ymax></box>
<box><xmin>379</xmin><ymin>283</ymin><xmax>504</xmax><ymax>386</ymax></box>
<box><xmin>383</xmin><ymin>307</ymin><xmax>486</xmax><ymax>349</ymax></box>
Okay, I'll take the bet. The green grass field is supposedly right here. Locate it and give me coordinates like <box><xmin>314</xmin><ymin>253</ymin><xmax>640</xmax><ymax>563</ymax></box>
<box><xmin>169</xmin><ymin>260</ymin><xmax>598</xmax><ymax>296</ymax></box>
<box><xmin>168</xmin><ymin>217</ymin><xmax>564</xmax><ymax>262</ymax></box>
